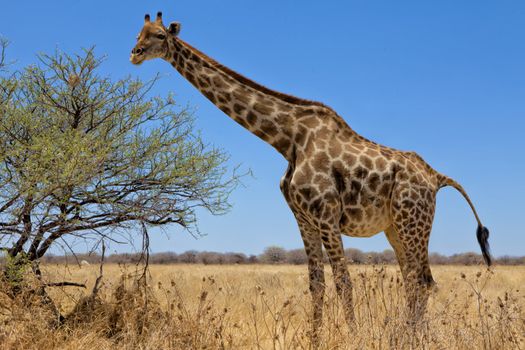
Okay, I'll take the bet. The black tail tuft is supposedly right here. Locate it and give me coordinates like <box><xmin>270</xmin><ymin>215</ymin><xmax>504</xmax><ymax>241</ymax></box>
<box><xmin>476</xmin><ymin>225</ymin><xmax>492</xmax><ymax>266</ymax></box>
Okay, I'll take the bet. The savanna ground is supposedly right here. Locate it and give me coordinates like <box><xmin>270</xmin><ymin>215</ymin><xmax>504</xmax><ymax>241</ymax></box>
<box><xmin>1</xmin><ymin>263</ymin><xmax>524</xmax><ymax>349</ymax></box>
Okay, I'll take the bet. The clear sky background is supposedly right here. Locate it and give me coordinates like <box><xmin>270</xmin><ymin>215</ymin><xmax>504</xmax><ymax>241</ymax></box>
<box><xmin>2</xmin><ymin>1</ymin><xmax>524</xmax><ymax>257</ymax></box>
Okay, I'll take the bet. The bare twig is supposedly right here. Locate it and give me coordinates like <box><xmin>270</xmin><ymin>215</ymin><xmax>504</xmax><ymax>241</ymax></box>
<box><xmin>0</xmin><ymin>38</ymin><xmax>8</xmax><ymax>70</ymax></box>
<box><xmin>92</xmin><ymin>240</ymin><xmax>105</xmax><ymax>296</ymax></box>
<box><xmin>137</xmin><ymin>221</ymin><xmax>150</xmax><ymax>287</ymax></box>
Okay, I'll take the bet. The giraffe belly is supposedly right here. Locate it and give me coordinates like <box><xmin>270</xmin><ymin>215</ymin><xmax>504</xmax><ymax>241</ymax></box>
<box><xmin>339</xmin><ymin>203</ymin><xmax>391</xmax><ymax>238</ymax></box>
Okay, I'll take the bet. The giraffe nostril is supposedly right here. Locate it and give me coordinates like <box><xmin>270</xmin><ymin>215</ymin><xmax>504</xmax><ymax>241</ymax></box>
<box><xmin>132</xmin><ymin>47</ymin><xmax>144</xmax><ymax>55</ymax></box>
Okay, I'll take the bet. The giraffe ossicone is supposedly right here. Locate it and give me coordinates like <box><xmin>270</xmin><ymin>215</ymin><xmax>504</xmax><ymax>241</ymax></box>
<box><xmin>131</xmin><ymin>12</ymin><xmax>491</xmax><ymax>344</ymax></box>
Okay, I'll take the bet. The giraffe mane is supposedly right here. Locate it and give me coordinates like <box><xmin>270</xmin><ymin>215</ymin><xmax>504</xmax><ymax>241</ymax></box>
<box><xmin>178</xmin><ymin>39</ymin><xmax>335</xmax><ymax>110</ymax></box>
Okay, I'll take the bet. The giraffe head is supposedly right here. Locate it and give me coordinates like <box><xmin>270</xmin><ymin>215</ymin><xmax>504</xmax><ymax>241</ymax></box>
<box><xmin>130</xmin><ymin>12</ymin><xmax>181</xmax><ymax>65</ymax></box>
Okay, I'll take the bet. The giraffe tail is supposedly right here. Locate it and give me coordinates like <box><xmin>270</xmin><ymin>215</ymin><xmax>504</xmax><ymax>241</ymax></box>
<box><xmin>438</xmin><ymin>175</ymin><xmax>492</xmax><ymax>266</ymax></box>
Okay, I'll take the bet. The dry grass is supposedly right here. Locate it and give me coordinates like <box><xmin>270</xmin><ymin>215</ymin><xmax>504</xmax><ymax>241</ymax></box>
<box><xmin>1</xmin><ymin>263</ymin><xmax>524</xmax><ymax>349</ymax></box>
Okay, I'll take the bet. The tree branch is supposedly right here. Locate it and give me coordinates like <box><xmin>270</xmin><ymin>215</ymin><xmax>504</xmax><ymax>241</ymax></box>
<box><xmin>45</xmin><ymin>281</ymin><xmax>86</xmax><ymax>288</ymax></box>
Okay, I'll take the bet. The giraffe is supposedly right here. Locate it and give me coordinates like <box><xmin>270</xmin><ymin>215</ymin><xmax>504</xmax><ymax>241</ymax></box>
<box><xmin>130</xmin><ymin>12</ymin><xmax>491</xmax><ymax>343</ymax></box>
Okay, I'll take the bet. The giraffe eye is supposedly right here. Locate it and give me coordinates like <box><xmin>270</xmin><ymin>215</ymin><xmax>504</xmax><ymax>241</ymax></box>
<box><xmin>157</xmin><ymin>33</ymin><xmax>166</xmax><ymax>40</ymax></box>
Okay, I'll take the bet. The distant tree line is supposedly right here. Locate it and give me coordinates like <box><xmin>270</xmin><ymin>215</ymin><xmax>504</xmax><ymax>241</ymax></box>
<box><xmin>16</xmin><ymin>246</ymin><xmax>524</xmax><ymax>266</ymax></box>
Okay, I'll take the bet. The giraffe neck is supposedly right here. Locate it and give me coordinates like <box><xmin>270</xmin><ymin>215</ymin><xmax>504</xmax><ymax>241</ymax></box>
<box><xmin>164</xmin><ymin>37</ymin><xmax>333</xmax><ymax>161</ymax></box>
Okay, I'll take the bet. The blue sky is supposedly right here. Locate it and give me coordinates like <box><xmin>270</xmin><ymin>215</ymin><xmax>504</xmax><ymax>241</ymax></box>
<box><xmin>2</xmin><ymin>1</ymin><xmax>524</xmax><ymax>256</ymax></box>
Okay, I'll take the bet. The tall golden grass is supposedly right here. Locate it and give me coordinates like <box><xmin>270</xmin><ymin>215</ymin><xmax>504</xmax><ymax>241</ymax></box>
<box><xmin>1</xmin><ymin>264</ymin><xmax>524</xmax><ymax>349</ymax></box>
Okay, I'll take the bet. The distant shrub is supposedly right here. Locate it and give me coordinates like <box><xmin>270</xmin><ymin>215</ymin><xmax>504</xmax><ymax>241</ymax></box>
<box><xmin>345</xmin><ymin>248</ymin><xmax>366</xmax><ymax>264</ymax></box>
<box><xmin>30</xmin><ymin>247</ymin><xmax>524</xmax><ymax>265</ymax></box>
<box><xmin>178</xmin><ymin>250</ymin><xmax>199</xmax><ymax>264</ymax></box>
<box><xmin>449</xmin><ymin>252</ymin><xmax>484</xmax><ymax>266</ymax></box>
<box><xmin>150</xmin><ymin>252</ymin><xmax>179</xmax><ymax>264</ymax></box>
<box><xmin>259</xmin><ymin>246</ymin><xmax>287</xmax><ymax>264</ymax></box>
<box><xmin>247</xmin><ymin>255</ymin><xmax>259</xmax><ymax>264</ymax></box>
<box><xmin>223</xmin><ymin>253</ymin><xmax>247</xmax><ymax>264</ymax></box>
<box><xmin>286</xmin><ymin>249</ymin><xmax>308</xmax><ymax>265</ymax></box>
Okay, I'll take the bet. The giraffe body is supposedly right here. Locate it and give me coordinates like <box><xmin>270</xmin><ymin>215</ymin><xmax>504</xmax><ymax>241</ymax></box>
<box><xmin>131</xmin><ymin>12</ymin><xmax>491</xmax><ymax>345</ymax></box>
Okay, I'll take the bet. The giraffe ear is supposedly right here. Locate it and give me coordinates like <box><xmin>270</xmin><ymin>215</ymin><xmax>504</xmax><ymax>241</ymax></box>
<box><xmin>168</xmin><ymin>22</ymin><xmax>181</xmax><ymax>36</ymax></box>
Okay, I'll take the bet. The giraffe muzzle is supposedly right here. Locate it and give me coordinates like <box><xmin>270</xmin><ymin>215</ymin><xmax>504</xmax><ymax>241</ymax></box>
<box><xmin>130</xmin><ymin>47</ymin><xmax>146</xmax><ymax>65</ymax></box>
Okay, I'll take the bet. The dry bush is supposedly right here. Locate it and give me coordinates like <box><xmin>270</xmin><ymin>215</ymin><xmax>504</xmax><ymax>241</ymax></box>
<box><xmin>0</xmin><ymin>264</ymin><xmax>524</xmax><ymax>349</ymax></box>
<box><xmin>0</xmin><ymin>272</ymin><xmax>234</xmax><ymax>349</ymax></box>
<box><xmin>36</xmin><ymin>249</ymin><xmax>525</xmax><ymax>265</ymax></box>
<box><xmin>286</xmin><ymin>249</ymin><xmax>308</xmax><ymax>265</ymax></box>
<box><xmin>260</xmin><ymin>246</ymin><xmax>288</xmax><ymax>264</ymax></box>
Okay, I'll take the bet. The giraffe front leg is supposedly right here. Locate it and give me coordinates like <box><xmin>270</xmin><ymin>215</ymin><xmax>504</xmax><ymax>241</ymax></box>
<box><xmin>308</xmin><ymin>256</ymin><xmax>325</xmax><ymax>347</ymax></box>
<box><xmin>298</xmin><ymin>222</ymin><xmax>325</xmax><ymax>349</ymax></box>
<box><xmin>322</xmin><ymin>232</ymin><xmax>355</xmax><ymax>328</ymax></box>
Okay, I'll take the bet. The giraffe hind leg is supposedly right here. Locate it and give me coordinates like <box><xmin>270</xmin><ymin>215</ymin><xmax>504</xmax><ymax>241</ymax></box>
<box><xmin>390</xmin><ymin>181</ymin><xmax>437</xmax><ymax>323</ymax></box>
<box><xmin>385</xmin><ymin>226</ymin><xmax>407</xmax><ymax>278</ymax></box>
<box><xmin>386</xmin><ymin>225</ymin><xmax>435</xmax><ymax>291</ymax></box>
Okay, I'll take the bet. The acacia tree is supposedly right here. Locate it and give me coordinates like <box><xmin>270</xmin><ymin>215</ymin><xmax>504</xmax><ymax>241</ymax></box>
<box><xmin>0</xmin><ymin>48</ymin><xmax>239</xmax><ymax>267</ymax></box>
